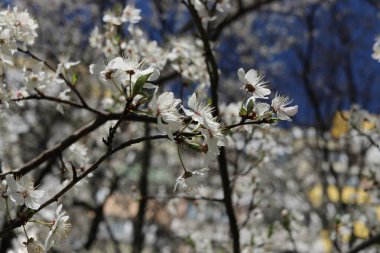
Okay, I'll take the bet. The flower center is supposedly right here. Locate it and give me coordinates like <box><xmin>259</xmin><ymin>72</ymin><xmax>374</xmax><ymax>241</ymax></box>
<box><xmin>245</xmin><ymin>84</ymin><xmax>256</xmax><ymax>93</ymax></box>
<box><xmin>104</xmin><ymin>70</ymin><xmax>115</xmax><ymax>80</ymax></box>
<box><xmin>126</xmin><ymin>69</ymin><xmax>135</xmax><ymax>76</ymax></box>
<box><xmin>202</xmin><ymin>144</ymin><xmax>209</xmax><ymax>153</ymax></box>
<box><xmin>21</xmin><ymin>190</ymin><xmax>29</xmax><ymax>198</ymax></box>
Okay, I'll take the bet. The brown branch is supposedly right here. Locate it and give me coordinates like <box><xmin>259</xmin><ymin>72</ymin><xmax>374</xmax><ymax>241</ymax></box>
<box><xmin>0</xmin><ymin>134</ymin><xmax>169</xmax><ymax>238</ymax></box>
<box><xmin>11</xmin><ymin>91</ymin><xmax>104</xmax><ymax>115</ymax></box>
<box><xmin>132</xmin><ymin>124</ymin><xmax>151</xmax><ymax>253</ymax></box>
<box><xmin>145</xmin><ymin>195</ymin><xmax>224</xmax><ymax>203</ymax></box>
<box><xmin>17</xmin><ymin>48</ymin><xmax>90</xmax><ymax>109</ymax></box>
<box><xmin>0</xmin><ymin>117</ymin><xmax>108</xmax><ymax>179</ymax></box>
<box><xmin>346</xmin><ymin>233</ymin><xmax>380</xmax><ymax>253</ymax></box>
<box><xmin>185</xmin><ymin>1</ymin><xmax>240</xmax><ymax>252</ymax></box>
<box><xmin>212</xmin><ymin>0</ymin><xmax>281</xmax><ymax>40</ymax></box>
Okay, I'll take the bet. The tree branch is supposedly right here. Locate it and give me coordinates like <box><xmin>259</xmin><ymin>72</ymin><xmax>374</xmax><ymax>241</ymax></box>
<box><xmin>185</xmin><ymin>1</ymin><xmax>240</xmax><ymax>252</ymax></box>
<box><xmin>0</xmin><ymin>134</ymin><xmax>169</xmax><ymax>238</ymax></box>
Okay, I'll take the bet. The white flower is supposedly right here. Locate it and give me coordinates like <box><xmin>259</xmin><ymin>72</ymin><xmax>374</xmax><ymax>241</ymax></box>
<box><xmin>57</xmin><ymin>55</ymin><xmax>80</xmax><ymax>74</ymax></box>
<box><xmin>0</xmin><ymin>86</ymin><xmax>10</xmax><ymax>108</ymax></box>
<box><xmin>0</xmin><ymin>113</ymin><xmax>7</xmax><ymax>134</ymax></box>
<box><xmin>183</xmin><ymin>93</ymin><xmax>215</xmax><ymax>129</ymax></box>
<box><xmin>25</xmin><ymin>238</ymin><xmax>45</xmax><ymax>253</ymax></box>
<box><xmin>271</xmin><ymin>93</ymin><xmax>298</xmax><ymax>121</ymax></box>
<box><xmin>56</xmin><ymin>89</ymin><xmax>71</xmax><ymax>114</ymax></box>
<box><xmin>95</xmin><ymin>56</ymin><xmax>159</xmax><ymax>95</ymax></box>
<box><xmin>67</xmin><ymin>143</ymin><xmax>89</xmax><ymax>168</ymax></box>
<box><xmin>44</xmin><ymin>204</ymin><xmax>71</xmax><ymax>250</ymax></box>
<box><xmin>238</xmin><ymin>68</ymin><xmax>271</xmax><ymax>99</ymax></box>
<box><xmin>150</xmin><ymin>91</ymin><xmax>182</xmax><ymax>140</ymax></box>
<box><xmin>121</xmin><ymin>5</ymin><xmax>141</xmax><ymax>24</ymax></box>
<box><xmin>89</xmin><ymin>26</ymin><xmax>102</xmax><ymax>49</ymax></box>
<box><xmin>372</xmin><ymin>36</ymin><xmax>380</xmax><ymax>62</ymax></box>
<box><xmin>6</xmin><ymin>175</ymin><xmax>45</xmax><ymax>210</ymax></box>
<box><xmin>201</xmin><ymin>129</ymin><xmax>222</xmax><ymax>168</ymax></box>
<box><xmin>190</xmin><ymin>0</ymin><xmax>216</xmax><ymax>27</ymax></box>
<box><xmin>13</xmin><ymin>88</ymin><xmax>29</xmax><ymax>106</ymax></box>
<box><xmin>102</xmin><ymin>11</ymin><xmax>121</xmax><ymax>25</ymax></box>
<box><xmin>23</xmin><ymin>62</ymin><xmax>46</xmax><ymax>91</ymax></box>
<box><xmin>0</xmin><ymin>28</ymin><xmax>16</xmax><ymax>65</ymax></box>
<box><xmin>100</xmin><ymin>39</ymin><xmax>118</xmax><ymax>57</ymax></box>
<box><xmin>216</xmin><ymin>0</ymin><xmax>232</xmax><ymax>13</ymax></box>
<box><xmin>1</xmin><ymin>7</ymin><xmax>38</xmax><ymax>46</ymax></box>
<box><xmin>173</xmin><ymin>168</ymin><xmax>209</xmax><ymax>193</ymax></box>
<box><xmin>242</xmin><ymin>99</ymin><xmax>271</xmax><ymax>132</ymax></box>
<box><xmin>245</xmin><ymin>98</ymin><xmax>270</xmax><ymax>118</ymax></box>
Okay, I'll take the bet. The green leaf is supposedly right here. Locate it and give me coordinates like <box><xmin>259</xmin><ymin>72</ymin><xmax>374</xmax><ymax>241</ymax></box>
<box><xmin>184</xmin><ymin>236</ymin><xmax>195</xmax><ymax>248</ymax></box>
<box><xmin>183</xmin><ymin>141</ymin><xmax>203</xmax><ymax>153</ymax></box>
<box><xmin>71</xmin><ymin>73</ymin><xmax>78</xmax><ymax>85</ymax></box>
<box><xmin>239</xmin><ymin>107</ymin><xmax>247</xmax><ymax>117</ymax></box>
<box><xmin>267</xmin><ymin>223</ymin><xmax>274</xmax><ymax>238</ymax></box>
<box><xmin>247</xmin><ymin>99</ymin><xmax>254</xmax><ymax>113</ymax></box>
<box><xmin>132</xmin><ymin>73</ymin><xmax>152</xmax><ymax>96</ymax></box>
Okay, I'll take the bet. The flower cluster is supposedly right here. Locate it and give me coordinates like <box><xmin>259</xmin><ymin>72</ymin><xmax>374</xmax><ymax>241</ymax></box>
<box><xmin>139</xmin><ymin>66</ymin><xmax>297</xmax><ymax>192</ymax></box>
<box><xmin>168</xmin><ymin>37</ymin><xmax>210</xmax><ymax>91</ymax></box>
<box><xmin>44</xmin><ymin>204</ymin><xmax>72</xmax><ymax>250</ymax></box>
<box><xmin>238</xmin><ymin>68</ymin><xmax>298</xmax><ymax>122</ymax></box>
<box><xmin>89</xmin><ymin>4</ymin><xmax>147</xmax><ymax>60</ymax></box>
<box><xmin>2</xmin><ymin>175</ymin><xmax>71</xmax><ymax>252</ymax></box>
<box><xmin>91</xmin><ymin>55</ymin><xmax>160</xmax><ymax>99</ymax></box>
<box><xmin>103</xmin><ymin>5</ymin><xmax>141</xmax><ymax>26</ymax></box>
<box><xmin>190</xmin><ymin>0</ymin><xmax>232</xmax><ymax>27</ymax></box>
<box><xmin>0</xmin><ymin>7</ymin><xmax>38</xmax><ymax>67</ymax></box>
<box><xmin>23</xmin><ymin>204</ymin><xmax>72</xmax><ymax>253</ymax></box>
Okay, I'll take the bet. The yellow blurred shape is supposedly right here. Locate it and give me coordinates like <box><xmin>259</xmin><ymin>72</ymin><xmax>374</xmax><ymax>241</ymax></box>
<box><xmin>341</xmin><ymin>186</ymin><xmax>356</xmax><ymax>204</ymax></box>
<box><xmin>353</xmin><ymin>221</ymin><xmax>369</xmax><ymax>239</ymax></box>
<box><xmin>363</xmin><ymin>120</ymin><xmax>376</xmax><ymax>131</ymax></box>
<box><xmin>330</xmin><ymin>111</ymin><xmax>377</xmax><ymax>139</ymax></box>
<box><xmin>308</xmin><ymin>185</ymin><xmax>370</xmax><ymax>207</ymax></box>
<box><xmin>376</xmin><ymin>206</ymin><xmax>380</xmax><ymax>221</ymax></box>
<box><xmin>320</xmin><ymin>230</ymin><xmax>332</xmax><ymax>253</ymax></box>
<box><xmin>309</xmin><ymin>185</ymin><xmax>340</xmax><ymax>207</ymax></box>
<box><xmin>356</xmin><ymin>188</ymin><xmax>370</xmax><ymax>204</ymax></box>
<box><xmin>309</xmin><ymin>184</ymin><xmax>323</xmax><ymax>207</ymax></box>
<box><xmin>327</xmin><ymin>185</ymin><xmax>339</xmax><ymax>202</ymax></box>
<box><xmin>331</xmin><ymin>111</ymin><xmax>349</xmax><ymax>139</ymax></box>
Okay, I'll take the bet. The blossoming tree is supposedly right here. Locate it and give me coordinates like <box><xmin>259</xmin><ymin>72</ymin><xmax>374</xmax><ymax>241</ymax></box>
<box><xmin>0</xmin><ymin>0</ymin><xmax>379</xmax><ymax>253</ymax></box>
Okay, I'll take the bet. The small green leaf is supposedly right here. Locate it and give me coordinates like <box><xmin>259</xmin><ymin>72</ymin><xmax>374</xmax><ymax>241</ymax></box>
<box><xmin>184</xmin><ymin>236</ymin><xmax>195</xmax><ymax>248</ymax></box>
<box><xmin>267</xmin><ymin>223</ymin><xmax>274</xmax><ymax>238</ymax></box>
<box><xmin>247</xmin><ymin>99</ymin><xmax>254</xmax><ymax>113</ymax></box>
<box><xmin>71</xmin><ymin>73</ymin><xmax>78</xmax><ymax>85</ymax></box>
<box><xmin>239</xmin><ymin>107</ymin><xmax>247</xmax><ymax>117</ymax></box>
<box><xmin>183</xmin><ymin>141</ymin><xmax>203</xmax><ymax>153</ymax></box>
<box><xmin>132</xmin><ymin>73</ymin><xmax>152</xmax><ymax>96</ymax></box>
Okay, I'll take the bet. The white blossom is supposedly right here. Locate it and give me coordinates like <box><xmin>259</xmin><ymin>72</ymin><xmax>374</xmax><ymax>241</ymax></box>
<box><xmin>93</xmin><ymin>56</ymin><xmax>159</xmax><ymax>95</ymax></box>
<box><xmin>121</xmin><ymin>5</ymin><xmax>141</xmax><ymax>24</ymax></box>
<box><xmin>6</xmin><ymin>175</ymin><xmax>45</xmax><ymax>210</ymax></box>
<box><xmin>102</xmin><ymin>11</ymin><xmax>121</xmax><ymax>26</ymax></box>
<box><xmin>57</xmin><ymin>55</ymin><xmax>80</xmax><ymax>74</ymax></box>
<box><xmin>372</xmin><ymin>36</ymin><xmax>380</xmax><ymax>62</ymax></box>
<box><xmin>25</xmin><ymin>238</ymin><xmax>45</xmax><ymax>253</ymax></box>
<box><xmin>183</xmin><ymin>93</ymin><xmax>215</xmax><ymax>129</ymax></box>
<box><xmin>0</xmin><ymin>7</ymin><xmax>38</xmax><ymax>46</ymax></box>
<box><xmin>150</xmin><ymin>91</ymin><xmax>183</xmax><ymax>140</ymax></box>
<box><xmin>173</xmin><ymin>168</ymin><xmax>209</xmax><ymax>193</ymax></box>
<box><xmin>271</xmin><ymin>93</ymin><xmax>298</xmax><ymax>121</ymax></box>
<box><xmin>238</xmin><ymin>68</ymin><xmax>271</xmax><ymax>99</ymax></box>
<box><xmin>23</xmin><ymin>62</ymin><xmax>46</xmax><ymax>91</ymax></box>
<box><xmin>44</xmin><ymin>204</ymin><xmax>71</xmax><ymax>250</ymax></box>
